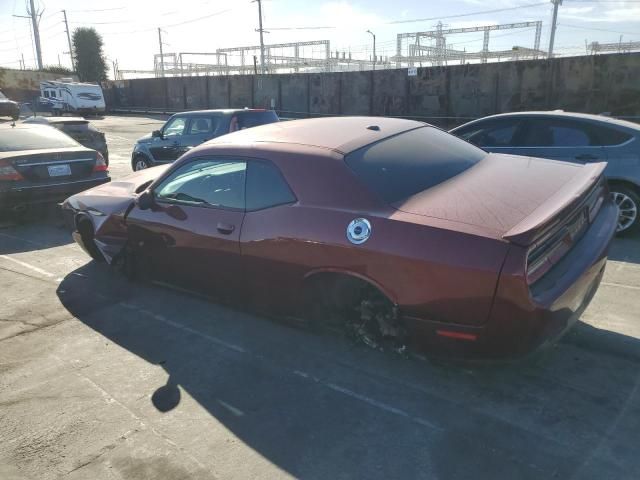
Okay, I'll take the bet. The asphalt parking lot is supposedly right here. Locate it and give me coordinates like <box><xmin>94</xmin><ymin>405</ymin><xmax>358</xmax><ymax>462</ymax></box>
<box><xmin>1</xmin><ymin>115</ymin><xmax>640</xmax><ymax>480</ymax></box>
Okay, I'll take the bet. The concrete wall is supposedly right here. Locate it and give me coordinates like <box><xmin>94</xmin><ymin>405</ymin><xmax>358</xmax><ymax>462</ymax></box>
<box><xmin>106</xmin><ymin>53</ymin><xmax>640</xmax><ymax>127</ymax></box>
<box><xmin>0</xmin><ymin>69</ymin><xmax>79</xmax><ymax>102</ymax></box>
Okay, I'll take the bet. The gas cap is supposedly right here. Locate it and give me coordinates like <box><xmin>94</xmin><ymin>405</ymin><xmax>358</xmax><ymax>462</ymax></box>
<box><xmin>347</xmin><ymin>218</ymin><xmax>372</xmax><ymax>245</ymax></box>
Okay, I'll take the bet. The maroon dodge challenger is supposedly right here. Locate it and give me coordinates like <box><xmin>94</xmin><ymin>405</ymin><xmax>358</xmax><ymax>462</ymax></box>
<box><xmin>63</xmin><ymin>117</ymin><xmax>618</xmax><ymax>358</ymax></box>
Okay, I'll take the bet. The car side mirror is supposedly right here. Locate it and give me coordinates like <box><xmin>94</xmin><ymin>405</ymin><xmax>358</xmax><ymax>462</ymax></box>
<box><xmin>152</xmin><ymin>129</ymin><xmax>163</xmax><ymax>138</ymax></box>
<box><xmin>136</xmin><ymin>190</ymin><xmax>154</xmax><ymax>210</ymax></box>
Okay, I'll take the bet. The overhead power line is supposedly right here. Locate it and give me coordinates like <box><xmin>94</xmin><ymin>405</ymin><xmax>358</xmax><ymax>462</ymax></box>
<box><xmin>386</xmin><ymin>2</ymin><xmax>549</xmax><ymax>25</ymax></box>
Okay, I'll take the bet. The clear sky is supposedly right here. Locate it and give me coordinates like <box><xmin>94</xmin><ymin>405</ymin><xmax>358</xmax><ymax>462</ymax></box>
<box><xmin>1</xmin><ymin>0</ymin><xmax>639</xmax><ymax>77</ymax></box>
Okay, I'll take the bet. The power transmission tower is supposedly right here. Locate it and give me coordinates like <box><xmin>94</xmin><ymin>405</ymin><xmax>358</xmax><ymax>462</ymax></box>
<box><xmin>62</xmin><ymin>10</ymin><xmax>75</xmax><ymax>71</ymax></box>
<box><xmin>254</xmin><ymin>0</ymin><xmax>266</xmax><ymax>74</ymax></box>
<box><xmin>548</xmin><ymin>0</ymin><xmax>562</xmax><ymax>58</ymax></box>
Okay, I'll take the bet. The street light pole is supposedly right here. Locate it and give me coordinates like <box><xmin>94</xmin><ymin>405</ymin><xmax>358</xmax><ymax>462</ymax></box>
<box><xmin>366</xmin><ymin>30</ymin><xmax>376</xmax><ymax>70</ymax></box>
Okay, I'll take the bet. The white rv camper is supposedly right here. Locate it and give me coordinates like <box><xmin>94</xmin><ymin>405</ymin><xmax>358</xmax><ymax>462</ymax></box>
<box><xmin>40</xmin><ymin>78</ymin><xmax>106</xmax><ymax>114</ymax></box>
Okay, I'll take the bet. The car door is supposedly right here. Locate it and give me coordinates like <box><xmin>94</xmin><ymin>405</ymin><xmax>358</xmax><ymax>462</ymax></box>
<box><xmin>239</xmin><ymin>159</ymin><xmax>299</xmax><ymax>315</ymax></box>
<box><xmin>148</xmin><ymin>116</ymin><xmax>188</xmax><ymax>163</ymax></box>
<box><xmin>515</xmin><ymin>117</ymin><xmax>606</xmax><ymax>164</ymax></box>
<box><xmin>126</xmin><ymin>157</ymin><xmax>246</xmax><ymax>299</ymax></box>
<box><xmin>177</xmin><ymin>116</ymin><xmax>219</xmax><ymax>156</ymax></box>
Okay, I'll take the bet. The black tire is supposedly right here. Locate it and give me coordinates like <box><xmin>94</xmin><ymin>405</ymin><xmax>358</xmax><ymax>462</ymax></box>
<box><xmin>132</xmin><ymin>155</ymin><xmax>151</xmax><ymax>171</ymax></box>
<box><xmin>77</xmin><ymin>219</ymin><xmax>105</xmax><ymax>262</ymax></box>
<box><xmin>610</xmin><ymin>184</ymin><xmax>640</xmax><ymax>236</ymax></box>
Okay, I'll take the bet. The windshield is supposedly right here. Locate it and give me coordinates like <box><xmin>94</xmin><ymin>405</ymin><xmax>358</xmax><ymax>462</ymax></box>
<box><xmin>345</xmin><ymin>126</ymin><xmax>487</xmax><ymax>204</ymax></box>
<box><xmin>0</xmin><ymin>126</ymin><xmax>79</xmax><ymax>152</ymax></box>
<box><xmin>0</xmin><ymin>91</ymin><xmax>7</xmax><ymax>100</ymax></box>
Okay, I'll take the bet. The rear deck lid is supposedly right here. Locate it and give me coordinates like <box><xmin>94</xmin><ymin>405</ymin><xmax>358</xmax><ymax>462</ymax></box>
<box><xmin>392</xmin><ymin>153</ymin><xmax>604</xmax><ymax>241</ymax></box>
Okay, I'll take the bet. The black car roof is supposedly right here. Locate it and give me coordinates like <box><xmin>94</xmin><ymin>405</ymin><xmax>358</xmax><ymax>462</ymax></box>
<box><xmin>172</xmin><ymin>109</ymin><xmax>275</xmax><ymax>117</ymax></box>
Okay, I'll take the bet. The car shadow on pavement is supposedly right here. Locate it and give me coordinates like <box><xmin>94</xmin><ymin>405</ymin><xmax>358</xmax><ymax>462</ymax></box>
<box><xmin>55</xmin><ymin>262</ymin><xmax>640</xmax><ymax>480</ymax></box>
<box><xmin>0</xmin><ymin>206</ymin><xmax>72</xmax><ymax>255</ymax></box>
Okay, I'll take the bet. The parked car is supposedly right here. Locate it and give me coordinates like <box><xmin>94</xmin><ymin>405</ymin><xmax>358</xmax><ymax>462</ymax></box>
<box><xmin>0</xmin><ymin>90</ymin><xmax>20</xmax><ymax>120</ymax></box>
<box><xmin>131</xmin><ymin>109</ymin><xmax>279</xmax><ymax>171</ymax></box>
<box><xmin>64</xmin><ymin>117</ymin><xmax>616</xmax><ymax>359</ymax></box>
<box><xmin>22</xmin><ymin>116</ymin><xmax>109</xmax><ymax>165</ymax></box>
<box><xmin>0</xmin><ymin>123</ymin><xmax>109</xmax><ymax>212</ymax></box>
<box><xmin>450</xmin><ymin>111</ymin><xmax>640</xmax><ymax>234</ymax></box>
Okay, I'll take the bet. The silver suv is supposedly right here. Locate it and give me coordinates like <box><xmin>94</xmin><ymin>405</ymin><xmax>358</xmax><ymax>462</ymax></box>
<box><xmin>451</xmin><ymin>111</ymin><xmax>640</xmax><ymax>234</ymax></box>
<box><xmin>131</xmin><ymin>109</ymin><xmax>279</xmax><ymax>171</ymax></box>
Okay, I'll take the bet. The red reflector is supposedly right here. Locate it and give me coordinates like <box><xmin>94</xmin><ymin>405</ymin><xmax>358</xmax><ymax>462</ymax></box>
<box><xmin>436</xmin><ymin>330</ymin><xmax>478</xmax><ymax>341</ymax></box>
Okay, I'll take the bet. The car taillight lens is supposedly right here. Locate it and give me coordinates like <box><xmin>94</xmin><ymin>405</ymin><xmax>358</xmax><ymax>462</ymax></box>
<box><xmin>92</xmin><ymin>152</ymin><xmax>108</xmax><ymax>172</ymax></box>
<box><xmin>0</xmin><ymin>162</ymin><xmax>23</xmax><ymax>181</ymax></box>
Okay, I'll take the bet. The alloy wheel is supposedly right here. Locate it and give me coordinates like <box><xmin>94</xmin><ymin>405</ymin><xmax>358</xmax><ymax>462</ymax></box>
<box><xmin>134</xmin><ymin>158</ymin><xmax>148</xmax><ymax>171</ymax></box>
<box><xmin>611</xmin><ymin>191</ymin><xmax>638</xmax><ymax>233</ymax></box>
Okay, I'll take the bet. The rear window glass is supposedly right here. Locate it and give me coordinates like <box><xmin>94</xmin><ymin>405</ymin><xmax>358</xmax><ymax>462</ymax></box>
<box><xmin>345</xmin><ymin>127</ymin><xmax>486</xmax><ymax>204</ymax></box>
<box><xmin>596</xmin><ymin>126</ymin><xmax>633</xmax><ymax>146</ymax></box>
<box><xmin>246</xmin><ymin>160</ymin><xmax>296</xmax><ymax>211</ymax></box>
<box><xmin>0</xmin><ymin>126</ymin><xmax>79</xmax><ymax>152</ymax></box>
<box><xmin>237</xmin><ymin>111</ymin><xmax>279</xmax><ymax>129</ymax></box>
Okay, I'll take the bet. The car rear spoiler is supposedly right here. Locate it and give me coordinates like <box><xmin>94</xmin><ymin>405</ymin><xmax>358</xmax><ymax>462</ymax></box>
<box><xmin>502</xmin><ymin>162</ymin><xmax>607</xmax><ymax>247</ymax></box>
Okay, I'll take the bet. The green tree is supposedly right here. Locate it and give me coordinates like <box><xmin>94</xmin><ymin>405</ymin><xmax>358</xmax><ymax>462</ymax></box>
<box><xmin>72</xmin><ymin>27</ymin><xmax>108</xmax><ymax>82</ymax></box>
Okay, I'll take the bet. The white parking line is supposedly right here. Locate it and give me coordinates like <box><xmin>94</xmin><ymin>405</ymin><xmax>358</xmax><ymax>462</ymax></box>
<box><xmin>293</xmin><ymin>370</ymin><xmax>441</xmax><ymax>431</ymax></box>
<box><xmin>601</xmin><ymin>281</ymin><xmax>640</xmax><ymax>291</ymax></box>
<box><xmin>120</xmin><ymin>302</ymin><xmax>441</xmax><ymax>431</ymax></box>
<box><xmin>0</xmin><ymin>255</ymin><xmax>56</xmax><ymax>278</ymax></box>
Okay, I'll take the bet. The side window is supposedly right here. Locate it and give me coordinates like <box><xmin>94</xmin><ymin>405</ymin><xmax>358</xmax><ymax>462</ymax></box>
<box><xmin>187</xmin><ymin>117</ymin><xmax>217</xmax><ymax>135</ymax></box>
<box><xmin>596</xmin><ymin>126</ymin><xmax>633</xmax><ymax>146</ymax></box>
<box><xmin>523</xmin><ymin>119</ymin><xmax>594</xmax><ymax>147</ymax></box>
<box><xmin>246</xmin><ymin>160</ymin><xmax>296</xmax><ymax>211</ymax></box>
<box><xmin>155</xmin><ymin>159</ymin><xmax>246</xmax><ymax>210</ymax></box>
<box><xmin>163</xmin><ymin>116</ymin><xmax>187</xmax><ymax>137</ymax></box>
<box><xmin>457</xmin><ymin>121</ymin><xmax>519</xmax><ymax>147</ymax></box>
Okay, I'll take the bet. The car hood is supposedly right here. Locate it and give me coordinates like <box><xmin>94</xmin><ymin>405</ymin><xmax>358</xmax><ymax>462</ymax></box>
<box><xmin>136</xmin><ymin>132</ymin><xmax>153</xmax><ymax>144</ymax></box>
<box><xmin>64</xmin><ymin>164</ymin><xmax>170</xmax><ymax>215</ymax></box>
<box><xmin>393</xmin><ymin>153</ymin><xmax>605</xmax><ymax>242</ymax></box>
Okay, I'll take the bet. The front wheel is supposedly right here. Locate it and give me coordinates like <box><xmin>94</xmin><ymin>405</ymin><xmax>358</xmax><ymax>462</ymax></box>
<box><xmin>610</xmin><ymin>185</ymin><xmax>640</xmax><ymax>235</ymax></box>
<box><xmin>132</xmin><ymin>156</ymin><xmax>151</xmax><ymax>171</ymax></box>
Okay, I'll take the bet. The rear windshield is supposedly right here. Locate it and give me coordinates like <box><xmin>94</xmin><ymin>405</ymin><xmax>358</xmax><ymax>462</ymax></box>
<box><xmin>237</xmin><ymin>111</ymin><xmax>279</xmax><ymax>129</ymax></box>
<box><xmin>345</xmin><ymin>126</ymin><xmax>486</xmax><ymax>204</ymax></box>
<box><xmin>0</xmin><ymin>126</ymin><xmax>79</xmax><ymax>152</ymax></box>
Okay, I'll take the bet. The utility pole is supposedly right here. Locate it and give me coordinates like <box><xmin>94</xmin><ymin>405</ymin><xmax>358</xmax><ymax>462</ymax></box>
<box><xmin>13</xmin><ymin>0</ymin><xmax>43</xmax><ymax>70</ymax></box>
<box><xmin>254</xmin><ymin>0</ymin><xmax>266</xmax><ymax>74</ymax></box>
<box><xmin>62</xmin><ymin>10</ymin><xmax>75</xmax><ymax>71</ymax></box>
<box><xmin>366</xmin><ymin>30</ymin><xmax>376</xmax><ymax>70</ymax></box>
<box><xmin>548</xmin><ymin>0</ymin><xmax>562</xmax><ymax>59</ymax></box>
<box><xmin>28</xmin><ymin>0</ymin><xmax>43</xmax><ymax>70</ymax></box>
<box><xmin>158</xmin><ymin>28</ymin><xmax>165</xmax><ymax>77</ymax></box>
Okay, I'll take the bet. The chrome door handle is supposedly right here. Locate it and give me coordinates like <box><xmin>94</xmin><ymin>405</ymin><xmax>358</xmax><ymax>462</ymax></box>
<box><xmin>217</xmin><ymin>222</ymin><xmax>235</xmax><ymax>234</ymax></box>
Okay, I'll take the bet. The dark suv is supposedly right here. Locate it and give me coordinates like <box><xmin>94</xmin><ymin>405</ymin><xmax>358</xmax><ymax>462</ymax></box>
<box><xmin>451</xmin><ymin>111</ymin><xmax>640</xmax><ymax>234</ymax></box>
<box><xmin>131</xmin><ymin>109</ymin><xmax>279</xmax><ymax>171</ymax></box>
<box><xmin>0</xmin><ymin>90</ymin><xmax>20</xmax><ymax>120</ymax></box>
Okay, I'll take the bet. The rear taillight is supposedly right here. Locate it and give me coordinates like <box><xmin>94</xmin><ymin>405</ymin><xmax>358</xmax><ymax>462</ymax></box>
<box><xmin>0</xmin><ymin>162</ymin><xmax>23</xmax><ymax>181</ymax></box>
<box><xmin>92</xmin><ymin>152</ymin><xmax>108</xmax><ymax>172</ymax></box>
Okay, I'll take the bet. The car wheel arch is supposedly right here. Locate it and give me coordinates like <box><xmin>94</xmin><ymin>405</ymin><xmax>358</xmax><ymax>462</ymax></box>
<box><xmin>302</xmin><ymin>268</ymin><xmax>398</xmax><ymax>308</ymax></box>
